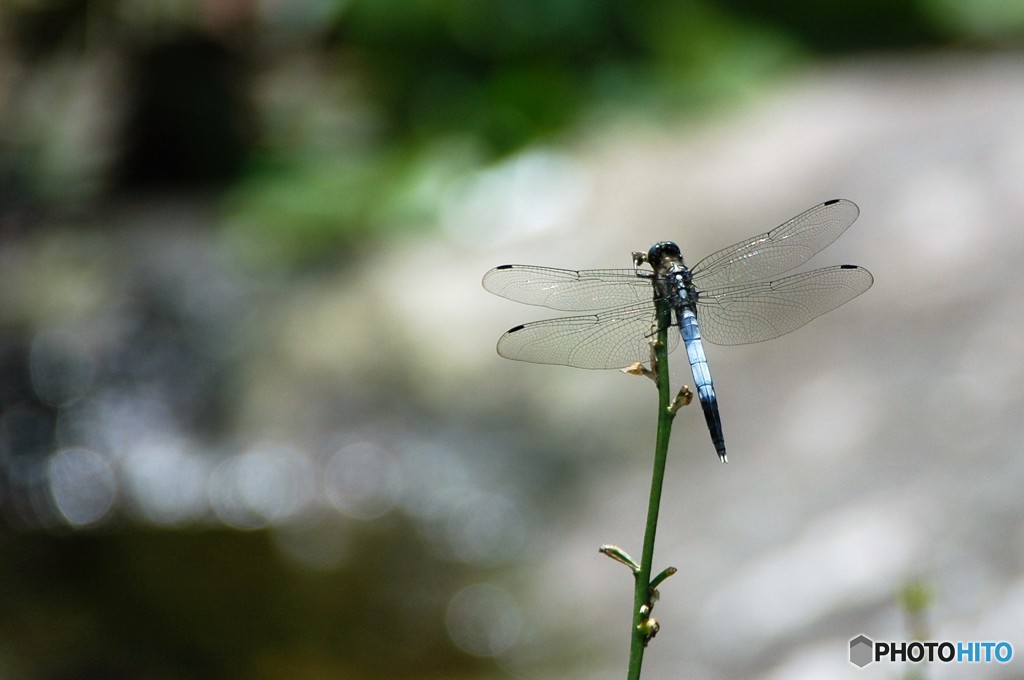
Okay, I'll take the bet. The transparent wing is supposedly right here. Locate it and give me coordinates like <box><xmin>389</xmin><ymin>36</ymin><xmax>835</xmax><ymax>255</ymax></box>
<box><xmin>483</xmin><ymin>265</ymin><xmax>652</xmax><ymax>312</ymax></box>
<box><xmin>691</xmin><ymin>199</ymin><xmax>860</xmax><ymax>290</ymax></box>
<box><xmin>696</xmin><ymin>265</ymin><xmax>873</xmax><ymax>346</ymax></box>
<box><xmin>495</xmin><ymin>305</ymin><xmax>678</xmax><ymax>369</ymax></box>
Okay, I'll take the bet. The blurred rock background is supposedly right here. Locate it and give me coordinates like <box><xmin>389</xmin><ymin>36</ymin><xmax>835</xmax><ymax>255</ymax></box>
<box><xmin>0</xmin><ymin>1</ymin><xmax>1022</xmax><ymax>678</ymax></box>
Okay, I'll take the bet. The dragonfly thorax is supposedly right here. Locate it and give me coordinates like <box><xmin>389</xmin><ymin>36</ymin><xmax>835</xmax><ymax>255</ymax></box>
<box><xmin>663</xmin><ymin>269</ymin><xmax>697</xmax><ymax>308</ymax></box>
<box><xmin>645</xmin><ymin>241</ymin><xmax>697</xmax><ymax>308</ymax></box>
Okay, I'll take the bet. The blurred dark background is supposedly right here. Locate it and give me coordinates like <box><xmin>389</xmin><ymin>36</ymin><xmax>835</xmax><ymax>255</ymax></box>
<box><xmin>1</xmin><ymin>1</ymin><xmax>1022</xmax><ymax>678</ymax></box>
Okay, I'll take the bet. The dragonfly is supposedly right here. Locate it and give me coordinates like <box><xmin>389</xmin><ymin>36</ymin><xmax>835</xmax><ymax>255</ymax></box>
<box><xmin>482</xmin><ymin>198</ymin><xmax>873</xmax><ymax>463</ymax></box>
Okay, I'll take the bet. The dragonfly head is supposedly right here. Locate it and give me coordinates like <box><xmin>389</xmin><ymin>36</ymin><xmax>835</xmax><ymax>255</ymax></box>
<box><xmin>646</xmin><ymin>241</ymin><xmax>684</xmax><ymax>274</ymax></box>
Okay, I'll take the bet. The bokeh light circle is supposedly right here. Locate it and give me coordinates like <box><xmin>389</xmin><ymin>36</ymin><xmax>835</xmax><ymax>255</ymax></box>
<box><xmin>446</xmin><ymin>583</ymin><xmax>521</xmax><ymax>657</ymax></box>
<box><xmin>47</xmin><ymin>448</ymin><xmax>117</xmax><ymax>526</ymax></box>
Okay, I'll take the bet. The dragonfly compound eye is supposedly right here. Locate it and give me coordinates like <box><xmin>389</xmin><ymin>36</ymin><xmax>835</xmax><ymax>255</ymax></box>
<box><xmin>646</xmin><ymin>241</ymin><xmax>683</xmax><ymax>270</ymax></box>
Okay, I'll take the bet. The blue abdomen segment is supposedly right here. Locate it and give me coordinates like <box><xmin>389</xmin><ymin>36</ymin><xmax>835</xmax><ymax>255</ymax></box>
<box><xmin>680</xmin><ymin>307</ymin><xmax>727</xmax><ymax>462</ymax></box>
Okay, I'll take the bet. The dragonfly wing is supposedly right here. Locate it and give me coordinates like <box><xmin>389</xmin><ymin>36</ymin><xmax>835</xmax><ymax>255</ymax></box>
<box><xmin>691</xmin><ymin>199</ymin><xmax>860</xmax><ymax>289</ymax></box>
<box><xmin>696</xmin><ymin>265</ymin><xmax>873</xmax><ymax>346</ymax></box>
<box><xmin>483</xmin><ymin>265</ymin><xmax>652</xmax><ymax>311</ymax></box>
<box><xmin>495</xmin><ymin>305</ymin><xmax>678</xmax><ymax>369</ymax></box>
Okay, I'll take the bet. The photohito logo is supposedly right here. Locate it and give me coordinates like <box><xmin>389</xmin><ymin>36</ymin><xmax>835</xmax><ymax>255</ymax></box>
<box><xmin>849</xmin><ymin>634</ymin><xmax>1013</xmax><ymax>668</ymax></box>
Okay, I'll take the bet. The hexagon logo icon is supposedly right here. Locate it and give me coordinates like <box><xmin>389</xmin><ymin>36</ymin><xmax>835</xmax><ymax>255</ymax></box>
<box><xmin>849</xmin><ymin>634</ymin><xmax>874</xmax><ymax>668</ymax></box>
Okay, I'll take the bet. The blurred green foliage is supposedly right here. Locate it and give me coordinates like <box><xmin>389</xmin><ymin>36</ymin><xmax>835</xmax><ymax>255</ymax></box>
<box><xmin>0</xmin><ymin>525</ymin><xmax>483</xmax><ymax>679</ymax></box>
<box><xmin>3</xmin><ymin>0</ymin><xmax>1018</xmax><ymax>266</ymax></box>
<box><xmin>925</xmin><ymin>0</ymin><xmax>1024</xmax><ymax>41</ymax></box>
<box><xmin>220</xmin><ymin>0</ymin><xmax>1020</xmax><ymax>266</ymax></box>
<box><xmin>226</xmin><ymin>0</ymin><xmax>804</xmax><ymax>266</ymax></box>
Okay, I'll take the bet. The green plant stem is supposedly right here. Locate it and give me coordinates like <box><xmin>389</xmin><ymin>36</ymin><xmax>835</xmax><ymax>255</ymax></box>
<box><xmin>626</xmin><ymin>300</ymin><xmax>676</xmax><ymax>680</ymax></box>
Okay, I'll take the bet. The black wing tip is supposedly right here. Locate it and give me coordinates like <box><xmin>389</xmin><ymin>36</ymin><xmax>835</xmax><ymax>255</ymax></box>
<box><xmin>483</xmin><ymin>264</ymin><xmax>514</xmax><ymax>288</ymax></box>
<box><xmin>838</xmin><ymin>264</ymin><xmax>873</xmax><ymax>280</ymax></box>
<box><xmin>506</xmin><ymin>324</ymin><xmax>527</xmax><ymax>334</ymax></box>
<box><xmin>823</xmin><ymin>198</ymin><xmax>860</xmax><ymax>211</ymax></box>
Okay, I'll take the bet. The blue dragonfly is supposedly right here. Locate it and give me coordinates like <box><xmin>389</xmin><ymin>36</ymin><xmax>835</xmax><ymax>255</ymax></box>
<box><xmin>482</xmin><ymin>199</ymin><xmax>873</xmax><ymax>462</ymax></box>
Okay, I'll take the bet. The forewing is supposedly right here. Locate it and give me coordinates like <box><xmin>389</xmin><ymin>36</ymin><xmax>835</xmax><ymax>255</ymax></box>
<box><xmin>495</xmin><ymin>305</ymin><xmax>678</xmax><ymax>369</ymax></box>
<box><xmin>691</xmin><ymin>199</ymin><xmax>860</xmax><ymax>290</ymax></box>
<box><xmin>696</xmin><ymin>265</ymin><xmax>873</xmax><ymax>346</ymax></box>
<box><xmin>483</xmin><ymin>265</ymin><xmax>652</xmax><ymax>312</ymax></box>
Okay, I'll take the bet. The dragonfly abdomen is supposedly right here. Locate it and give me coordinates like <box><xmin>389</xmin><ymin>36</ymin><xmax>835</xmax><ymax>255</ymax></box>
<box><xmin>680</xmin><ymin>307</ymin><xmax>728</xmax><ymax>463</ymax></box>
